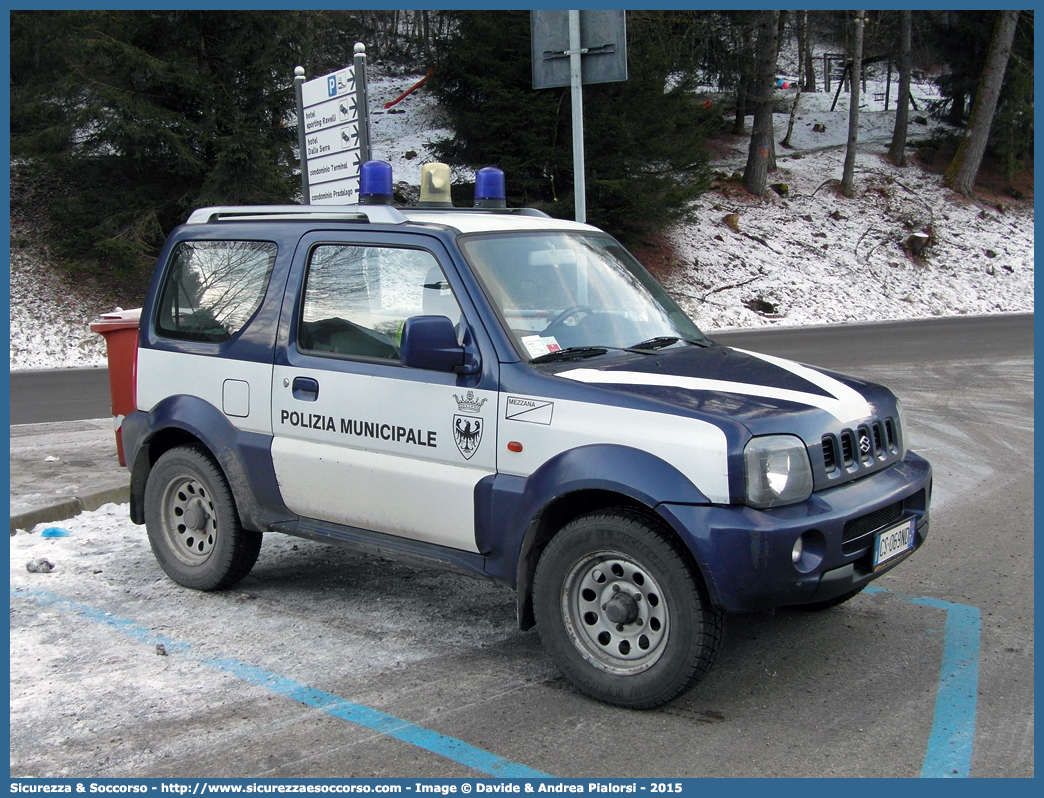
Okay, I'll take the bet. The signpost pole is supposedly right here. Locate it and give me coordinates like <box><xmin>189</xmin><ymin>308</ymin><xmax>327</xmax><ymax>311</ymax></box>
<box><xmin>354</xmin><ymin>43</ymin><xmax>371</xmax><ymax>162</ymax></box>
<box><xmin>568</xmin><ymin>10</ymin><xmax>586</xmax><ymax>224</ymax></box>
<box><xmin>294</xmin><ymin>66</ymin><xmax>309</xmax><ymax>204</ymax></box>
<box><xmin>532</xmin><ymin>10</ymin><xmax>625</xmax><ymax>223</ymax></box>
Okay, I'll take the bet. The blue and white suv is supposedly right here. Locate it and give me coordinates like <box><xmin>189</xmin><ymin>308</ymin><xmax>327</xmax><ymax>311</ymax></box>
<box><xmin>122</xmin><ymin>162</ymin><xmax>932</xmax><ymax>708</ymax></box>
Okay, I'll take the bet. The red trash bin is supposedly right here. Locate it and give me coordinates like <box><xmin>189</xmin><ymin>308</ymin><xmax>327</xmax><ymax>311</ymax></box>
<box><xmin>90</xmin><ymin>308</ymin><xmax>142</xmax><ymax>467</ymax></box>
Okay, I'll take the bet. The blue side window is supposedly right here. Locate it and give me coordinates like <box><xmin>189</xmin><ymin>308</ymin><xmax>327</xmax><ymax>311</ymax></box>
<box><xmin>156</xmin><ymin>241</ymin><xmax>277</xmax><ymax>343</ymax></box>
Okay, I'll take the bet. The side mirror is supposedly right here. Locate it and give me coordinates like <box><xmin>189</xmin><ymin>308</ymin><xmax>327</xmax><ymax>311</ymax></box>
<box><xmin>399</xmin><ymin>315</ymin><xmax>479</xmax><ymax>374</ymax></box>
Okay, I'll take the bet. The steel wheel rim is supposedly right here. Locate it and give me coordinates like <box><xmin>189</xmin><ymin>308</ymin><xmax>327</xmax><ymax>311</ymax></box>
<box><xmin>160</xmin><ymin>475</ymin><xmax>218</xmax><ymax>566</ymax></box>
<box><xmin>561</xmin><ymin>551</ymin><xmax>670</xmax><ymax>675</ymax></box>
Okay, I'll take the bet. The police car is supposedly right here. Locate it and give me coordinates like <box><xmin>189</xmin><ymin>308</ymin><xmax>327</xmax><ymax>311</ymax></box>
<box><xmin>122</xmin><ymin>161</ymin><xmax>932</xmax><ymax>709</ymax></box>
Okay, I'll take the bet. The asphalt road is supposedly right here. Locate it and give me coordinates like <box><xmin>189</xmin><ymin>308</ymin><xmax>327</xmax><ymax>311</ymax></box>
<box><xmin>9</xmin><ymin>314</ymin><xmax>1033</xmax><ymax>425</ymax></box>
<box><xmin>9</xmin><ymin>365</ymin><xmax>112</xmax><ymax>424</ymax></box>
<box><xmin>710</xmin><ymin>312</ymin><xmax>1034</xmax><ymax>368</ymax></box>
<box><xmin>9</xmin><ymin>314</ymin><xmax>1035</xmax><ymax>778</ymax></box>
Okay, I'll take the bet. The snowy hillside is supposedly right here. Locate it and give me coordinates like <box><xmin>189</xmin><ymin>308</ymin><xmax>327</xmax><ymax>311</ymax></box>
<box><xmin>9</xmin><ymin>72</ymin><xmax>1033</xmax><ymax>370</ymax></box>
<box><xmin>661</xmin><ymin>79</ymin><xmax>1033</xmax><ymax>330</ymax></box>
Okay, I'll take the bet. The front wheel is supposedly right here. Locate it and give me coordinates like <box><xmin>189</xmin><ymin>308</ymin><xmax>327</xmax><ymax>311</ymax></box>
<box><xmin>533</xmin><ymin>509</ymin><xmax>725</xmax><ymax>709</ymax></box>
<box><xmin>144</xmin><ymin>445</ymin><xmax>261</xmax><ymax>591</ymax></box>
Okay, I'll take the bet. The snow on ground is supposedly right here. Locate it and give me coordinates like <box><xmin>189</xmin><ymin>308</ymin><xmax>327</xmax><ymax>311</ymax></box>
<box><xmin>366</xmin><ymin>73</ymin><xmax>474</xmax><ymax>188</ymax></box>
<box><xmin>8</xmin><ymin>262</ymin><xmax>114</xmax><ymax>371</ymax></box>
<box><xmin>8</xmin><ymin>71</ymin><xmax>1033</xmax><ymax>371</ymax></box>
<box><xmin>11</xmin><ymin>503</ymin><xmax>519</xmax><ymax>687</ymax></box>
<box><xmin>669</xmin><ymin>78</ymin><xmax>1034</xmax><ymax>330</ymax></box>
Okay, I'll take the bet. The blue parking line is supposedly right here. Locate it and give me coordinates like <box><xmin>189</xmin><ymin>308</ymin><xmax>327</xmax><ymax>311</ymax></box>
<box><xmin>864</xmin><ymin>586</ymin><xmax>981</xmax><ymax>778</ymax></box>
<box><xmin>205</xmin><ymin>658</ymin><xmax>549</xmax><ymax>777</ymax></box>
<box><xmin>11</xmin><ymin>586</ymin><xmax>551</xmax><ymax>778</ymax></box>
<box><xmin>14</xmin><ymin>584</ymin><xmax>981</xmax><ymax>778</ymax></box>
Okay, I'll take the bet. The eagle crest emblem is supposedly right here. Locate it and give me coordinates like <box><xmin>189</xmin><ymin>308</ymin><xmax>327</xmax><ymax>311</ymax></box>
<box><xmin>453</xmin><ymin>415</ymin><xmax>483</xmax><ymax>460</ymax></box>
<box><xmin>452</xmin><ymin>391</ymin><xmax>486</xmax><ymax>460</ymax></box>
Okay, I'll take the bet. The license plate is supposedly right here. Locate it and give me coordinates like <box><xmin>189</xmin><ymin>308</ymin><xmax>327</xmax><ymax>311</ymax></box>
<box><xmin>873</xmin><ymin>518</ymin><xmax>916</xmax><ymax>569</ymax></box>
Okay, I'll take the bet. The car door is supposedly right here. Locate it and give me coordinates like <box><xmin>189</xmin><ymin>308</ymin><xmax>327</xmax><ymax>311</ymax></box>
<box><xmin>270</xmin><ymin>231</ymin><xmax>497</xmax><ymax>553</ymax></box>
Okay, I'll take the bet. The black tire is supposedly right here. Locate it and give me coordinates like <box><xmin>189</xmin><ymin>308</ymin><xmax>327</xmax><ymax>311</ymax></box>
<box><xmin>144</xmin><ymin>445</ymin><xmax>261</xmax><ymax>591</ymax></box>
<box><xmin>793</xmin><ymin>586</ymin><xmax>865</xmax><ymax>611</ymax></box>
<box><xmin>533</xmin><ymin>509</ymin><xmax>725</xmax><ymax>709</ymax></box>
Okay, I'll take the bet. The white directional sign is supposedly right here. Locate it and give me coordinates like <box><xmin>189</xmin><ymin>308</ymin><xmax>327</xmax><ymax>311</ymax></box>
<box><xmin>300</xmin><ymin>66</ymin><xmax>363</xmax><ymax>204</ymax></box>
<box><xmin>303</xmin><ymin>96</ymin><xmax>357</xmax><ymax>136</ymax></box>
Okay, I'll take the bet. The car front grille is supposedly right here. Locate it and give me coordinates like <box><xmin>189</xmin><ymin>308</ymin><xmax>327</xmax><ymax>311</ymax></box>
<box><xmin>816</xmin><ymin>415</ymin><xmax>903</xmax><ymax>489</ymax></box>
<box><xmin>842</xmin><ymin>500</ymin><xmax>904</xmax><ymax>554</ymax></box>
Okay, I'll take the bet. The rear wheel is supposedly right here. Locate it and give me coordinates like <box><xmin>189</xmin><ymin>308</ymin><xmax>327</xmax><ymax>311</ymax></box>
<box><xmin>533</xmin><ymin>509</ymin><xmax>725</xmax><ymax>709</ymax></box>
<box><xmin>144</xmin><ymin>445</ymin><xmax>261</xmax><ymax>591</ymax></box>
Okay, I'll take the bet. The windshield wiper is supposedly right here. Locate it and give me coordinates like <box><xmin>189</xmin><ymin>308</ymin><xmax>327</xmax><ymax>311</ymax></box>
<box><xmin>630</xmin><ymin>336</ymin><xmax>708</xmax><ymax>350</ymax></box>
<box><xmin>530</xmin><ymin>345</ymin><xmax>657</xmax><ymax>364</ymax></box>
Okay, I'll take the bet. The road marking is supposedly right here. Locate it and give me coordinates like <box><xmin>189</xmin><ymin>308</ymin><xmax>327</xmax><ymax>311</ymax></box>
<box><xmin>11</xmin><ymin>586</ymin><xmax>551</xmax><ymax>778</ymax></box>
<box><xmin>865</xmin><ymin>587</ymin><xmax>981</xmax><ymax>778</ymax></box>
<box><xmin>13</xmin><ymin>584</ymin><xmax>982</xmax><ymax>778</ymax></box>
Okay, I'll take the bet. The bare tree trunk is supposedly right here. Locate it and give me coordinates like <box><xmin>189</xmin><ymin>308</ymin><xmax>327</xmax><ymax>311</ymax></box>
<box><xmin>889</xmin><ymin>10</ymin><xmax>912</xmax><ymax>165</ymax></box>
<box><xmin>800</xmin><ymin>11</ymin><xmax>816</xmax><ymax>91</ymax></box>
<box><xmin>842</xmin><ymin>18</ymin><xmax>851</xmax><ymax>92</ymax></box>
<box><xmin>732</xmin><ymin>25</ymin><xmax>753</xmax><ymax>135</ymax></box>
<box><xmin>945</xmin><ymin>10</ymin><xmax>1020</xmax><ymax>196</ymax></box>
<box><xmin>733</xmin><ymin>70</ymin><xmax>749</xmax><ymax>135</ymax></box>
<box><xmin>768</xmin><ymin>15</ymin><xmax>784</xmax><ymax>171</ymax></box>
<box><xmin>796</xmin><ymin>12</ymin><xmax>806</xmax><ymax>92</ymax></box>
<box><xmin>744</xmin><ymin>10</ymin><xmax>780</xmax><ymax>197</ymax></box>
<box><xmin>781</xmin><ymin>88</ymin><xmax>802</xmax><ymax>148</ymax></box>
<box><xmin>840</xmin><ymin>11</ymin><xmax>864</xmax><ymax>197</ymax></box>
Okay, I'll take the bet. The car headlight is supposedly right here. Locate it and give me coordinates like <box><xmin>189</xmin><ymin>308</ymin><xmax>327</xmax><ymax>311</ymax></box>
<box><xmin>744</xmin><ymin>435</ymin><xmax>814</xmax><ymax>508</ymax></box>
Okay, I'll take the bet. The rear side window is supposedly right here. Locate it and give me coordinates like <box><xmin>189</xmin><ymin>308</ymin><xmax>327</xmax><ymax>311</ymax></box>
<box><xmin>156</xmin><ymin>241</ymin><xmax>277</xmax><ymax>342</ymax></box>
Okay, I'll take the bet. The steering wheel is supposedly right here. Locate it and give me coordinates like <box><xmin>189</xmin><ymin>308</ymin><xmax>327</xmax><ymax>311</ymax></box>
<box><xmin>543</xmin><ymin>305</ymin><xmax>593</xmax><ymax>334</ymax></box>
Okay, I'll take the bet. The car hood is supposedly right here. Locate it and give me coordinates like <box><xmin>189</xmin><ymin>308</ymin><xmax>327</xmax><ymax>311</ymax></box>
<box><xmin>554</xmin><ymin>343</ymin><xmax>892</xmax><ymax>434</ymax></box>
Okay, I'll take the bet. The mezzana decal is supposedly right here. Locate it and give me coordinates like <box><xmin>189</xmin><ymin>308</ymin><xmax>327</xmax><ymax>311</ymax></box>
<box><xmin>453</xmin><ymin>390</ymin><xmax>487</xmax><ymax>460</ymax></box>
<box><xmin>279</xmin><ymin>409</ymin><xmax>437</xmax><ymax>448</ymax></box>
<box><xmin>505</xmin><ymin>395</ymin><xmax>554</xmax><ymax>425</ymax></box>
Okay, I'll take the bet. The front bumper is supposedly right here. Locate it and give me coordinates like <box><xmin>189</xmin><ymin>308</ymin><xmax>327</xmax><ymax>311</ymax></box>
<box><xmin>658</xmin><ymin>451</ymin><xmax>932</xmax><ymax>613</ymax></box>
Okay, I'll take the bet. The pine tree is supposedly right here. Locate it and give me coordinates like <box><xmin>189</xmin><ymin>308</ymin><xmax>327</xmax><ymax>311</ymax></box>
<box><xmin>428</xmin><ymin>11</ymin><xmax>719</xmax><ymax>244</ymax></box>
<box><xmin>424</xmin><ymin>11</ymin><xmax>563</xmax><ymax>206</ymax></box>
<box><xmin>10</xmin><ymin>11</ymin><xmax>305</xmax><ymax>278</ymax></box>
<box><xmin>944</xmin><ymin>10</ymin><xmax>1021</xmax><ymax>196</ymax></box>
<box><xmin>926</xmin><ymin>9</ymin><xmax>1033</xmax><ymax>170</ymax></box>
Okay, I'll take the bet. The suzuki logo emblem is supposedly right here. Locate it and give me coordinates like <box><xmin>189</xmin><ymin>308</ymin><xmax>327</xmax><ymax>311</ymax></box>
<box><xmin>859</xmin><ymin>433</ymin><xmax>872</xmax><ymax>455</ymax></box>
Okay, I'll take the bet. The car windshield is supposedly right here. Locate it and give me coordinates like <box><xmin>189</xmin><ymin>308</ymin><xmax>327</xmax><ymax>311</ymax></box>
<box><xmin>459</xmin><ymin>231</ymin><xmax>706</xmax><ymax>361</ymax></box>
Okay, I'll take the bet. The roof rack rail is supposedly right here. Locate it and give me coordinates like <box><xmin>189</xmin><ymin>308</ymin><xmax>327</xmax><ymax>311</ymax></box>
<box><xmin>185</xmin><ymin>205</ymin><xmax>408</xmax><ymax>225</ymax></box>
<box><xmin>405</xmin><ymin>206</ymin><xmax>552</xmax><ymax>218</ymax></box>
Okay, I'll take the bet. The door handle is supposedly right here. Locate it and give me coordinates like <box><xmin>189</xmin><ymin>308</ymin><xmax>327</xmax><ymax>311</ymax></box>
<box><xmin>292</xmin><ymin>376</ymin><xmax>319</xmax><ymax>402</ymax></box>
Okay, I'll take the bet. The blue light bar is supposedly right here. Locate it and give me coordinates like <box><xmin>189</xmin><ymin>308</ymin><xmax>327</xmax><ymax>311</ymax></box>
<box><xmin>359</xmin><ymin>160</ymin><xmax>393</xmax><ymax>205</ymax></box>
<box><xmin>474</xmin><ymin>167</ymin><xmax>506</xmax><ymax>208</ymax></box>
